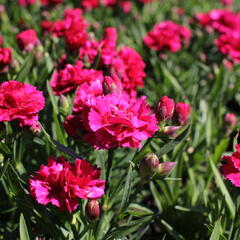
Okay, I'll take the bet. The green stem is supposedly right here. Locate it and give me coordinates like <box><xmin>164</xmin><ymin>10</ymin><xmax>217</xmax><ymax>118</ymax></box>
<box><xmin>105</xmin><ymin>149</ymin><xmax>115</xmax><ymax>193</ymax></box>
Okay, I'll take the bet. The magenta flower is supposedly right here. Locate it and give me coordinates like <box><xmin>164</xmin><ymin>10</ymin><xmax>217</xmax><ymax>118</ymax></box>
<box><xmin>215</xmin><ymin>30</ymin><xmax>240</xmax><ymax>64</ymax></box>
<box><xmin>67</xmin><ymin>92</ymin><xmax>158</xmax><ymax>149</ymax></box>
<box><xmin>221</xmin><ymin>145</ymin><xmax>240</xmax><ymax>187</ymax></box>
<box><xmin>144</xmin><ymin>21</ymin><xmax>191</xmax><ymax>52</ymax></box>
<box><xmin>50</xmin><ymin>61</ymin><xmax>103</xmax><ymax>96</ymax></box>
<box><xmin>0</xmin><ymin>81</ymin><xmax>45</xmax><ymax>128</ymax></box>
<box><xmin>29</xmin><ymin>156</ymin><xmax>105</xmax><ymax>213</ymax></box>
<box><xmin>195</xmin><ymin>9</ymin><xmax>240</xmax><ymax>34</ymax></box>
<box><xmin>40</xmin><ymin>0</ymin><xmax>63</xmax><ymax>7</ymax></box>
<box><xmin>111</xmin><ymin>47</ymin><xmax>146</xmax><ymax>96</ymax></box>
<box><xmin>16</xmin><ymin>29</ymin><xmax>39</xmax><ymax>51</ymax></box>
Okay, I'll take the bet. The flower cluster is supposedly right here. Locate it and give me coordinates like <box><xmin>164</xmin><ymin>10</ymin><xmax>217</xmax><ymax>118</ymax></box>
<box><xmin>50</xmin><ymin>25</ymin><xmax>146</xmax><ymax>96</ymax></box>
<box><xmin>144</xmin><ymin>21</ymin><xmax>191</xmax><ymax>52</ymax></box>
<box><xmin>41</xmin><ymin>8</ymin><xmax>88</xmax><ymax>51</ymax></box>
<box><xmin>29</xmin><ymin>156</ymin><xmax>105</xmax><ymax>213</ymax></box>
<box><xmin>0</xmin><ymin>81</ymin><xmax>45</xmax><ymax>129</ymax></box>
<box><xmin>80</xmin><ymin>0</ymin><xmax>152</xmax><ymax>12</ymax></box>
<box><xmin>195</xmin><ymin>9</ymin><xmax>240</xmax><ymax>64</ymax></box>
<box><xmin>18</xmin><ymin>0</ymin><xmax>63</xmax><ymax>6</ymax></box>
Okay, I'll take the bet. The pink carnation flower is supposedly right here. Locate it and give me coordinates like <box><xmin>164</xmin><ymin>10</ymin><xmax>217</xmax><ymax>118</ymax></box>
<box><xmin>0</xmin><ymin>81</ymin><xmax>45</xmax><ymax>128</ymax></box>
<box><xmin>73</xmin><ymin>79</ymin><xmax>103</xmax><ymax>114</ymax></box>
<box><xmin>100</xmin><ymin>27</ymin><xmax>118</xmax><ymax>65</ymax></box>
<box><xmin>195</xmin><ymin>9</ymin><xmax>240</xmax><ymax>34</ymax></box>
<box><xmin>0</xmin><ymin>47</ymin><xmax>12</xmax><ymax>71</ymax></box>
<box><xmin>16</xmin><ymin>29</ymin><xmax>39</xmax><ymax>51</ymax></box>
<box><xmin>29</xmin><ymin>156</ymin><xmax>105</xmax><ymax>213</ymax></box>
<box><xmin>81</xmin><ymin>0</ymin><xmax>99</xmax><ymax>10</ymax></box>
<box><xmin>50</xmin><ymin>62</ymin><xmax>83</xmax><ymax>95</ymax></box>
<box><xmin>110</xmin><ymin>47</ymin><xmax>146</xmax><ymax>96</ymax></box>
<box><xmin>144</xmin><ymin>21</ymin><xmax>191</xmax><ymax>52</ymax></box>
<box><xmin>68</xmin><ymin>93</ymin><xmax>158</xmax><ymax>149</ymax></box>
<box><xmin>18</xmin><ymin>0</ymin><xmax>36</xmax><ymax>6</ymax></box>
<box><xmin>221</xmin><ymin>145</ymin><xmax>240</xmax><ymax>187</ymax></box>
<box><xmin>215</xmin><ymin>30</ymin><xmax>240</xmax><ymax>64</ymax></box>
<box><xmin>50</xmin><ymin>62</ymin><xmax>104</xmax><ymax>95</ymax></box>
<box><xmin>79</xmin><ymin>39</ymin><xmax>100</xmax><ymax>64</ymax></box>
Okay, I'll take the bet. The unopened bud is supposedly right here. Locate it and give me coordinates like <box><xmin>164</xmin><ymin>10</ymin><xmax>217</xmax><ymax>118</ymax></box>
<box><xmin>224</xmin><ymin>113</ymin><xmax>237</xmax><ymax>128</ymax></box>
<box><xmin>102</xmin><ymin>76</ymin><xmax>121</xmax><ymax>95</ymax></box>
<box><xmin>163</xmin><ymin>126</ymin><xmax>181</xmax><ymax>137</ymax></box>
<box><xmin>173</xmin><ymin>102</ymin><xmax>190</xmax><ymax>126</ymax></box>
<box><xmin>155</xmin><ymin>96</ymin><xmax>175</xmax><ymax>122</ymax></box>
<box><xmin>59</xmin><ymin>95</ymin><xmax>70</xmax><ymax>115</ymax></box>
<box><xmin>158</xmin><ymin>162</ymin><xmax>176</xmax><ymax>175</ymax></box>
<box><xmin>29</xmin><ymin>121</ymin><xmax>41</xmax><ymax>135</ymax></box>
<box><xmin>86</xmin><ymin>200</ymin><xmax>101</xmax><ymax>221</ymax></box>
<box><xmin>139</xmin><ymin>153</ymin><xmax>159</xmax><ymax>179</ymax></box>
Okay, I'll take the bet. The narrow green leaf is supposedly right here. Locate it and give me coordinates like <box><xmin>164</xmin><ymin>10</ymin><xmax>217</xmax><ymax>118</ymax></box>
<box><xmin>161</xmin><ymin>64</ymin><xmax>186</xmax><ymax>97</ymax></box>
<box><xmin>0</xmin><ymin>142</ymin><xmax>11</xmax><ymax>155</ymax></box>
<box><xmin>104</xmin><ymin>216</ymin><xmax>152</xmax><ymax>240</ymax></box>
<box><xmin>0</xmin><ymin>157</ymin><xmax>10</xmax><ymax>180</ymax></box>
<box><xmin>120</xmin><ymin>163</ymin><xmax>133</xmax><ymax>210</ymax></box>
<box><xmin>209</xmin><ymin>157</ymin><xmax>235</xmax><ymax>218</ymax></box>
<box><xmin>15</xmin><ymin>53</ymin><xmax>34</xmax><ymax>83</ymax></box>
<box><xmin>161</xmin><ymin>219</ymin><xmax>185</xmax><ymax>240</ymax></box>
<box><xmin>150</xmin><ymin>182</ymin><xmax>163</xmax><ymax>212</ymax></box>
<box><xmin>128</xmin><ymin>203</ymin><xmax>153</xmax><ymax>217</ymax></box>
<box><xmin>47</xmin><ymin>81</ymin><xmax>59</xmax><ymax>114</ymax></box>
<box><xmin>210</xmin><ymin>218</ymin><xmax>222</xmax><ymax>240</ymax></box>
<box><xmin>19</xmin><ymin>213</ymin><xmax>30</xmax><ymax>240</ymax></box>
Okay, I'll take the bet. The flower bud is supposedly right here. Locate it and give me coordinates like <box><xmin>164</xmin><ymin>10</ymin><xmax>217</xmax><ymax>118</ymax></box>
<box><xmin>155</xmin><ymin>96</ymin><xmax>175</xmax><ymax>122</ymax></box>
<box><xmin>59</xmin><ymin>95</ymin><xmax>70</xmax><ymax>115</ymax></box>
<box><xmin>163</xmin><ymin>126</ymin><xmax>181</xmax><ymax>137</ymax></box>
<box><xmin>139</xmin><ymin>153</ymin><xmax>160</xmax><ymax>178</ymax></box>
<box><xmin>102</xmin><ymin>76</ymin><xmax>121</xmax><ymax>95</ymax></box>
<box><xmin>173</xmin><ymin>102</ymin><xmax>190</xmax><ymax>126</ymax></box>
<box><xmin>224</xmin><ymin>113</ymin><xmax>237</xmax><ymax>128</ymax></box>
<box><xmin>29</xmin><ymin>121</ymin><xmax>41</xmax><ymax>135</ymax></box>
<box><xmin>158</xmin><ymin>162</ymin><xmax>176</xmax><ymax>175</ymax></box>
<box><xmin>86</xmin><ymin>200</ymin><xmax>101</xmax><ymax>221</ymax></box>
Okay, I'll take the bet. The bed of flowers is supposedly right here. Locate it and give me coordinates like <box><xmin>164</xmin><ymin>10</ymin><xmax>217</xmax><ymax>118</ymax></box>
<box><xmin>1</xmin><ymin>0</ymin><xmax>240</xmax><ymax>239</ymax></box>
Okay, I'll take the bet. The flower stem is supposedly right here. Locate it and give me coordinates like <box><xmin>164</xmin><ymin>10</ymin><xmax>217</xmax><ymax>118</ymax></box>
<box><xmin>105</xmin><ymin>149</ymin><xmax>114</xmax><ymax>193</ymax></box>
